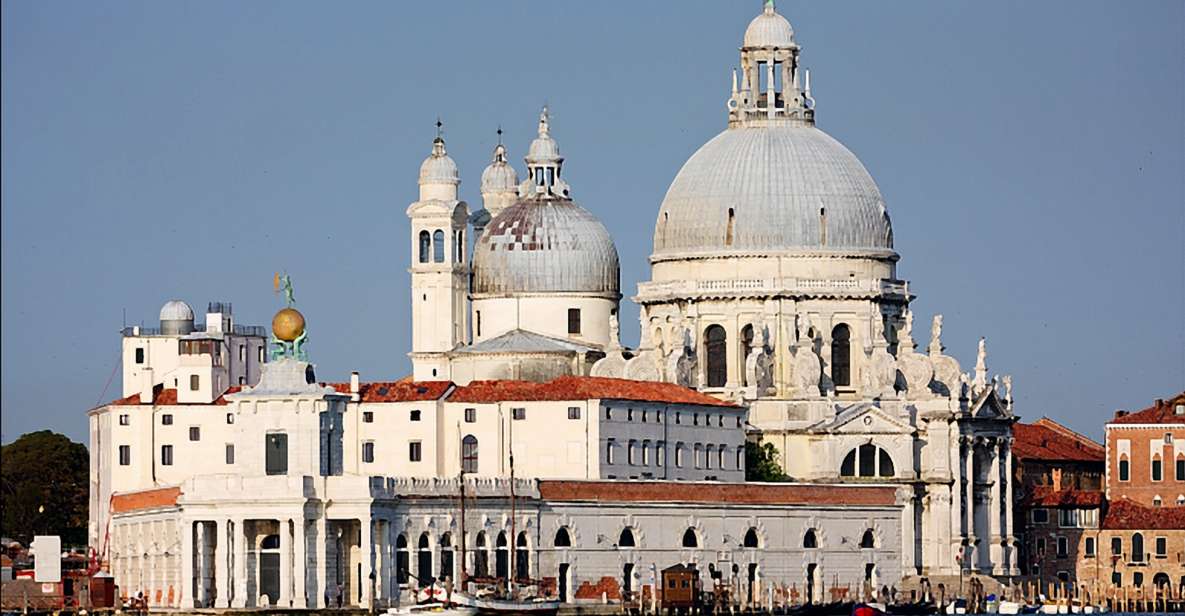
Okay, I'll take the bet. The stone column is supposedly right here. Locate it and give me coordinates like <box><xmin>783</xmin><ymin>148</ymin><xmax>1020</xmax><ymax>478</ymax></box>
<box><xmin>900</xmin><ymin>489</ymin><xmax>916</xmax><ymax>574</ymax></box>
<box><xmin>215</xmin><ymin>519</ymin><xmax>231</xmax><ymax>608</ymax></box>
<box><xmin>360</xmin><ymin>517</ymin><xmax>374</xmax><ymax>608</ymax></box>
<box><xmin>293</xmin><ymin>518</ymin><xmax>307</xmax><ymax>608</ymax></box>
<box><xmin>180</xmin><ymin>520</ymin><xmax>194</xmax><ymax>609</ymax></box>
<box><xmin>964</xmin><ymin>437</ymin><xmax>976</xmax><ymax>570</ymax></box>
<box><xmin>1003</xmin><ymin>438</ymin><xmax>1017</xmax><ymax>574</ymax></box>
<box><xmin>379</xmin><ymin>519</ymin><xmax>392</xmax><ymax>604</ymax></box>
<box><xmin>949</xmin><ymin>426</ymin><xmax>963</xmax><ymax>550</ymax></box>
<box><xmin>279</xmin><ymin>518</ymin><xmax>292</xmax><ymax>606</ymax></box>
<box><xmin>989</xmin><ymin>438</ymin><xmax>1003</xmax><ymax>573</ymax></box>
<box><xmin>233</xmin><ymin>519</ymin><xmax>248</xmax><ymax>608</ymax></box>
<box><xmin>315</xmin><ymin>515</ymin><xmax>328</xmax><ymax>608</ymax></box>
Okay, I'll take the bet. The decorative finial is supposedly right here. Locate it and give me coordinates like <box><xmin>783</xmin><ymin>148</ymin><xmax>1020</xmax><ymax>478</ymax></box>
<box><xmin>928</xmin><ymin>314</ymin><xmax>944</xmax><ymax>355</ymax></box>
<box><xmin>974</xmin><ymin>337</ymin><xmax>988</xmax><ymax>389</ymax></box>
<box><xmin>496</xmin><ymin>125</ymin><xmax>503</xmax><ymax>145</ymax></box>
<box><xmin>538</xmin><ymin>105</ymin><xmax>550</xmax><ymax>136</ymax></box>
<box><xmin>764</xmin><ymin>0</ymin><xmax>776</xmax><ymax>15</ymax></box>
<box><xmin>270</xmin><ymin>273</ymin><xmax>308</xmax><ymax>362</ymax></box>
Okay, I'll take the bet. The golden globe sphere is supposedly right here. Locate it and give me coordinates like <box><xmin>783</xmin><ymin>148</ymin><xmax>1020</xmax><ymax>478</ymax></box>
<box><xmin>271</xmin><ymin>307</ymin><xmax>306</xmax><ymax>342</ymax></box>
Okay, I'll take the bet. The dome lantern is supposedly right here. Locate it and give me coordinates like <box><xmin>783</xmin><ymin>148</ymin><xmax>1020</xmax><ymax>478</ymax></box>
<box><xmin>521</xmin><ymin>107</ymin><xmax>571</xmax><ymax>198</ymax></box>
<box><xmin>418</xmin><ymin>120</ymin><xmax>460</xmax><ymax>202</ymax></box>
<box><xmin>729</xmin><ymin>0</ymin><xmax>814</xmax><ymax>128</ymax></box>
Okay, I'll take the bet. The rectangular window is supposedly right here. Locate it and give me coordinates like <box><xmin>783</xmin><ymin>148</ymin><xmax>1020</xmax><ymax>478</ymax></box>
<box><xmin>134</xmin><ymin>348</ymin><xmax>145</xmax><ymax>364</ymax></box>
<box><xmin>119</xmin><ymin>414</ymin><xmax>130</xmax><ymax>426</ymax></box>
<box><xmin>258</xmin><ymin>347</ymin><xmax>264</xmax><ymax>363</ymax></box>
<box><xmin>675</xmin><ymin>445</ymin><xmax>683</xmax><ymax>468</ymax></box>
<box><xmin>238</xmin><ymin>376</ymin><xmax>245</xmax><ymax>385</ymax></box>
<box><xmin>160</xmin><ymin>444</ymin><xmax>174</xmax><ymax>466</ymax></box>
<box><xmin>606</xmin><ymin>439</ymin><xmax>615</xmax><ymax>464</ymax></box>
<box><xmin>1085</xmin><ymin>537</ymin><xmax>1096</xmax><ymax>557</ymax></box>
<box><xmin>1119</xmin><ymin>458</ymin><xmax>1130</xmax><ymax>481</ymax></box>
<box><xmin>226</xmin><ymin>412</ymin><xmax>235</xmax><ymax>424</ymax></box>
<box><xmin>1081</xmin><ymin>508</ymin><xmax>1099</xmax><ymax>529</ymax></box>
<box><xmin>476</xmin><ymin>311</ymin><xmax>482</xmax><ymax>337</ymax></box>
<box><xmin>410</xmin><ymin>410</ymin><xmax>422</xmax><ymax>422</ymax></box>
<box><xmin>1111</xmin><ymin>572</ymin><xmax>1121</xmax><ymax>587</ymax></box>
<box><xmin>568</xmin><ymin>406</ymin><xmax>581</xmax><ymax>420</ymax></box>
<box><xmin>694</xmin><ymin>413</ymin><xmax>700</xmax><ymax>426</ymax></box>
<box><xmin>1156</xmin><ymin>537</ymin><xmax>1167</xmax><ymax>557</ymax></box>
<box><xmin>628</xmin><ymin>441</ymin><xmax>637</xmax><ymax>465</ymax></box>
<box><xmin>1167</xmin><ymin>433</ymin><xmax>1174</xmax><ymax>444</ymax></box>
<box><xmin>1056</xmin><ymin>537</ymin><xmax>1069</xmax><ymax>558</ymax></box>
<box><xmin>189</xmin><ymin>374</ymin><xmax>200</xmax><ymax>391</ymax></box>
<box><xmin>567</xmin><ymin>308</ymin><xmax>581</xmax><ymax>334</ymax></box>
<box><xmin>189</xmin><ymin>426</ymin><xmax>200</xmax><ymax>441</ymax></box>
<box><xmin>118</xmin><ymin>445</ymin><xmax>131</xmax><ymax>466</ymax></box>
<box><xmin>1059</xmin><ymin>509</ymin><xmax>1077</xmax><ymax>528</ymax></box>
<box><xmin>1152</xmin><ymin>458</ymin><xmax>1163</xmax><ymax>481</ymax></box>
<box><xmin>675</xmin><ymin>412</ymin><xmax>681</xmax><ymax>425</ymax></box>
<box><xmin>627</xmin><ymin>408</ymin><xmax>634</xmax><ymax>421</ymax></box>
<box><xmin>225</xmin><ymin>444</ymin><xmax>235</xmax><ymax>464</ymax></box>
<box><xmin>409</xmin><ymin>441</ymin><xmax>422</xmax><ymax>462</ymax></box>
<box><xmin>657</xmin><ymin>442</ymin><xmax>665</xmax><ymax>467</ymax></box>
<box><xmin>1111</xmin><ymin>537</ymin><xmax>1122</xmax><ymax>555</ymax></box>
<box><xmin>605</xmin><ymin>407</ymin><xmax>612</xmax><ymax>420</ymax></box>
<box><xmin>265</xmin><ymin>433</ymin><xmax>288</xmax><ymax>475</ymax></box>
<box><xmin>464</xmin><ymin>408</ymin><xmax>477</xmax><ymax>423</ymax></box>
<box><xmin>1178</xmin><ymin>458</ymin><xmax>1185</xmax><ymax>481</ymax></box>
<box><xmin>362</xmin><ymin>441</ymin><xmax>375</xmax><ymax>463</ymax></box>
<box><xmin>238</xmin><ymin>344</ymin><xmax>246</xmax><ymax>362</ymax></box>
<box><xmin>363</xmin><ymin>411</ymin><xmax>374</xmax><ymax>423</ymax></box>
<box><xmin>512</xmin><ymin>407</ymin><xmax>526</xmax><ymax>421</ymax></box>
<box><xmin>161</xmin><ymin>414</ymin><xmax>173</xmax><ymax>426</ymax></box>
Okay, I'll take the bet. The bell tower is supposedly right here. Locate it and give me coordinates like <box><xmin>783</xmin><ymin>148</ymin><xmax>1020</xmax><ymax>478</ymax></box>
<box><xmin>407</xmin><ymin>125</ymin><xmax>470</xmax><ymax>380</ymax></box>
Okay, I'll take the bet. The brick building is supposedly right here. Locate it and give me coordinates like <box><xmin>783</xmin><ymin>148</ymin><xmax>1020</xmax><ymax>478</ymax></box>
<box><xmin>1106</xmin><ymin>392</ymin><xmax>1185</xmax><ymax>508</ymax></box>
<box><xmin>1011</xmin><ymin>418</ymin><xmax>1105</xmax><ymax>582</ymax></box>
<box><xmin>1074</xmin><ymin>500</ymin><xmax>1185</xmax><ymax>595</ymax></box>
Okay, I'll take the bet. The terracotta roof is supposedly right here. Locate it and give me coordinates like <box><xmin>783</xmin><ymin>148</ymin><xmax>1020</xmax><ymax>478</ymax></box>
<box><xmin>108</xmin><ymin>384</ymin><xmax>241</xmax><ymax>407</ymax></box>
<box><xmin>1021</xmin><ymin>486</ymin><xmax>1104</xmax><ymax>508</ymax></box>
<box><xmin>1109</xmin><ymin>392</ymin><xmax>1185</xmax><ymax>425</ymax></box>
<box><xmin>449</xmin><ymin>376</ymin><xmax>740</xmax><ymax>408</ymax></box>
<box><xmin>1103</xmin><ymin>499</ymin><xmax>1185</xmax><ymax>530</ymax></box>
<box><xmin>111</xmin><ymin>486</ymin><xmax>181</xmax><ymax>513</ymax></box>
<box><xmin>538</xmin><ymin>480</ymin><xmax>898</xmax><ymax>506</ymax></box>
<box><xmin>1012</xmin><ymin>418</ymin><xmax>1104</xmax><ymax>463</ymax></box>
<box><xmin>325</xmin><ymin>381</ymin><xmax>452</xmax><ymax>403</ymax></box>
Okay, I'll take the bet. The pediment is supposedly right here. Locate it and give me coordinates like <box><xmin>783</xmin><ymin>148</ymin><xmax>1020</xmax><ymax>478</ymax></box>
<box><xmin>810</xmin><ymin>403</ymin><xmax>913</xmax><ymax>435</ymax></box>
<box><xmin>969</xmin><ymin>388</ymin><xmax>1010</xmax><ymax>419</ymax></box>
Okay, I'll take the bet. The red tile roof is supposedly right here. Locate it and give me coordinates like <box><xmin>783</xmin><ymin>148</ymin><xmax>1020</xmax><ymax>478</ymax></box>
<box><xmin>1109</xmin><ymin>392</ymin><xmax>1185</xmax><ymax>425</ymax></box>
<box><xmin>108</xmin><ymin>384</ymin><xmax>241</xmax><ymax>407</ymax></box>
<box><xmin>1021</xmin><ymin>486</ymin><xmax>1104</xmax><ymax>508</ymax></box>
<box><xmin>449</xmin><ymin>376</ymin><xmax>739</xmax><ymax>408</ymax></box>
<box><xmin>325</xmin><ymin>381</ymin><xmax>452</xmax><ymax>403</ymax></box>
<box><xmin>1012</xmin><ymin>418</ymin><xmax>1104</xmax><ymax>463</ymax></box>
<box><xmin>111</xmin><ymin>486</ymin><xmax>181</xmax><ymax>513</ymax></box>
<box><xmin>538</xmin><ymin>480</ymin><xmax>898</xmax><ymax>506</ymax></box>
<box><xmin>1102</xmin><ymin>498</ymin><xmax>1185</xmax><ymax>530</ymax></box>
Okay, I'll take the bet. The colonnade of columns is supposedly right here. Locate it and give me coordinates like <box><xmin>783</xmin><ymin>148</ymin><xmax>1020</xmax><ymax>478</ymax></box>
<box><xmin>956</xmin><ymin>435</ymin><xmax>1018</xmax><ymax>576</ymax></box>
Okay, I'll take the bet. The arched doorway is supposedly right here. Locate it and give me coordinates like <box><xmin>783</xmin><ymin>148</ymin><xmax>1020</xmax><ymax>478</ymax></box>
<box><xmin>806</xmin><ymin>563</ymin><xmax>817</xmax><ymax>604</ymax></box>
<box><xmin>417</xmin><ymin>533</ymin><xmax>433</xmax><ymax>586</ymax></box>
<box><xmin>474</xmin><ymin>532</ymin><xmax>489</xmax><ymax>578</ymax></box>
<box><xmin>831</xmin><ymin>324</ymin><xmax>851</xmax><ymax>386</ymax></box>
<box><xmin>259</xmin><ymin>533</ymin><xmax>280</xmax><ymax>606</ymax></box>
<box><xmin>439</xmin><ymin>533</ymin><xmax>454</xmax><ymax>583</ymax></box>
<box><xmin>515</xmin><ymin>532</ymin><xmax>530</xmax><ymax>581</ymax></box>
<box><xmin>623</xmin><ymin>562</ymin><xmax>635</xmax><ymax>601</ymax></box>
<box><xmin>558</xmin><ymin>562</ymin><xmax>571</xmax><ymax>602</ymax></box>
<box><xmin>395</xmin><ymin>534</ymin><xmax>409</xmax><ymax>585</ymax></box>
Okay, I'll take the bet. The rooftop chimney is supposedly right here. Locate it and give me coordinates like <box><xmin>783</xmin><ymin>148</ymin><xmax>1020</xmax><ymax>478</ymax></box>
<box><xmin>1114</xmin><ymin>410</ymin><xmax>1128</xmax><ymax>420</ymax></box>
<box><xmin>350</xmin><ymin>371</ymin><xmax>360</xmax><ymax>402</ymax></box>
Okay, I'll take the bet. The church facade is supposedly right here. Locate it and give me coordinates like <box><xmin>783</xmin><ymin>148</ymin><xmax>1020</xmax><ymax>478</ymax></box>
<box><xmin>87</xmin><ymin>2</ymin><xmax>1021</xmax><ymax>610</ymax></box>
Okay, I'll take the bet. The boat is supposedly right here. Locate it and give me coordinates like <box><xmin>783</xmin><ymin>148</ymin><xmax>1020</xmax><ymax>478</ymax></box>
<box><xmin>996</xmin><ymin>599</ymin><xmax>1022</xmax><ymax>614</ymax></box>
<box><xmin>386</xmin><ymin>603</ymin><xmax>477</xmax><ymax>616</ymax></box>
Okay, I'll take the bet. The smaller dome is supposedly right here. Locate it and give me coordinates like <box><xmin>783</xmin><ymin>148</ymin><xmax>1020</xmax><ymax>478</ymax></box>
<box><xmin>481</xmin><ymin>144</ymin><xmax>519</xmax><ymax>194</ymax></box>
<box><xmin>159</xmin><ymin>300</ymin><xmax>194</xmax><ymax>322</ymax></box>
<box><xmin>744</xmin><ymin>2</ymin><xmax>795</xmax><ymax>49</ymax></box>
<box><xmin>419</xmin><ymin>137</ymin><xmax>459</xmax><ymax>185</ymax></box>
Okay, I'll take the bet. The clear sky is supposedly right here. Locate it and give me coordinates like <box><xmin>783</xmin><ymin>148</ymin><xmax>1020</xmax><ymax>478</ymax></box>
<box><xmin>2</xmin><ymin>1</ymin><xmax>1182</xmax><ymax>444</ymax></box>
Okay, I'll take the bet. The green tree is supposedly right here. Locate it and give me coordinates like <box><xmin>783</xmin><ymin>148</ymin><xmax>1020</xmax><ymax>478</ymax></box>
<box><xmin>745</xmin><ymin>441</ymin><xmax>789</xmax><ymax>482</ymax></box>
<box><xmin>0</xmin><ymin>431</ymin><xmax>89</xmax><ymax>546</ymax></box>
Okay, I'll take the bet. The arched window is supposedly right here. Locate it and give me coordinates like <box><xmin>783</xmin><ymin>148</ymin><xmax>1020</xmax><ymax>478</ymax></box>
<box><xmin>860</xmin><ymin>529</ymin><xmax>875</xmax><ymax>549</ymax></box>
<box><xmin>439</xmin><ymin>532</ymin><xmax>454</xmax><ymax>581</ymax></box>
<box><xmin>736</xmin><ymin>446</ymin><xmax>745</xmax><ymax>472</ymax></box>
<box><xmin>261</xmin><ymin>534</ymin><xmax>280</xmax><ymax>549</ymax></box>
<box><xmin>831</xmin><ymin>324</ymin><xmax>851</xmax><ymax>387</ymax></box>
<box><xmin>1119</xmin><ymin>455</ymin><xmax>1130</xmax><ymax>481</ymax></box>
<box><xmin>455</xmin><ymin>230</ymin><xmax>464</xmax><ymax>263</ymax></box>
<box><xmin>418</xmin><ymin>230</ymin><xmax>430</xmax><ymax>263</ymax></box>
<box><xmin>682</xmin><ymin>528</ymin><xmax>699</xmax><ymax>548</ymax></box>
<box><xmin>840</xmin><ymin>444</ymin><xmax>895</xmax><ymax>478</ymax></box>
<box><xmin>694</xmin><ymin>444</ymin><xmax>703</xmax><ymax>469</ymax></box>
<box><xmin>1131</xmin><ymin>533</ymin><xmax>1145</xmax><ymax>562</ymax></box>
<box><xmin>618</xmin><ymin>528</ymin><xmax>636</xmax><ymax>548</ymax></box>
<box><xmin>462</xmin><ymin>435</ymin><xmax>478</xmax><ymax>473</ymax></box>
<box><xmin>878</xmin><ymin>448</ymin><xmax>895</xmax><ymax>477</ymax></box>
<box><xmin>717</xmin><ymin>445</ymin><xmax>726</xmax><ymax>470</ymax></box>
<box><xmin>628</xmin><ymin>440</ymin><xmax>637</xmax><ymax>465</ymax></box>
<box><xmin>725</xmin><ymin>207</ymin><xmax>735</xmax><ymax>246</ymax></box>
<box><xmin>396</xmin><ymin>533</ymin><xmax>410</xmax><ymax>584</ymax></box>
<box><xmin>554</xmin><ymin>527</ymin><xmax>572</xmax><ymax>548</ymax></box>
<box><xmin>433</xmin><ymin>229</ymin><xmax>446</xmax><ymax>263</ymax></box>
<box><xmin>474</xmin><ymin>531</ymin><xmax>489</xmax><ymax>577</ymax></box>
<box><xmin>495</xmin><ymin>531</ymin><xmax>509</xmax><ymax>580</ymax></box>
<box><xmin>1152</xmin><ymin>455</ymin><xmax>1163</xmax><ymax>481</ymax></box>
<box><xmin>705</xmin><ymin>325</ymin><xmax>728</xmax><ymax>388</ymax></box>
<box><xmin>515</xmin><ymin>532</ymin><xmax>530</xmax><ymax>581</ymax></box>
<box><xmin>743</xmin><ymin>528</ymin><xmax>760</xmax><ymax>548</ymax></box>
<box><xmin>740</xmin><ymin>324</ymin><xmax>754</xmax><ymax>386</ymax></box>
<box><xmin>803</xmin><ymin>529</ymin><xmax>818</xmax><ymax>549</ymax></box>
<box><xmin>417</xmin><ymin>532</ymin><xmax>433</xmax><ymax>584</ymax></box>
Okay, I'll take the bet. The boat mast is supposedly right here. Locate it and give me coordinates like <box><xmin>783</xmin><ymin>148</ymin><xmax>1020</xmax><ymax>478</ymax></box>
<box><xmin>458</xmin><ymin>422</ymin><xmax>467</xmax><ymax>592</ymax></box>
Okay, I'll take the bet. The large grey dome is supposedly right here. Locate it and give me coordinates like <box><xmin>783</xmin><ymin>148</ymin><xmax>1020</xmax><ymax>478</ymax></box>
<box><xmin>652</xmin><ymin>124</ymin><xmax>894</xmax><ymax>258</ymax></box>
<box><xmin>473</xmin><ymin>197</ymin><xmax>620</xmax><ymax>297</ymax></box>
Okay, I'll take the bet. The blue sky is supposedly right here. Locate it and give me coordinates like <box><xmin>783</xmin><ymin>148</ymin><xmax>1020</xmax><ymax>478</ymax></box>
<box><xmin>2</xmin><ymin>1</ymin><xmax>1182</xmax><ymax>444</ymax></box>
